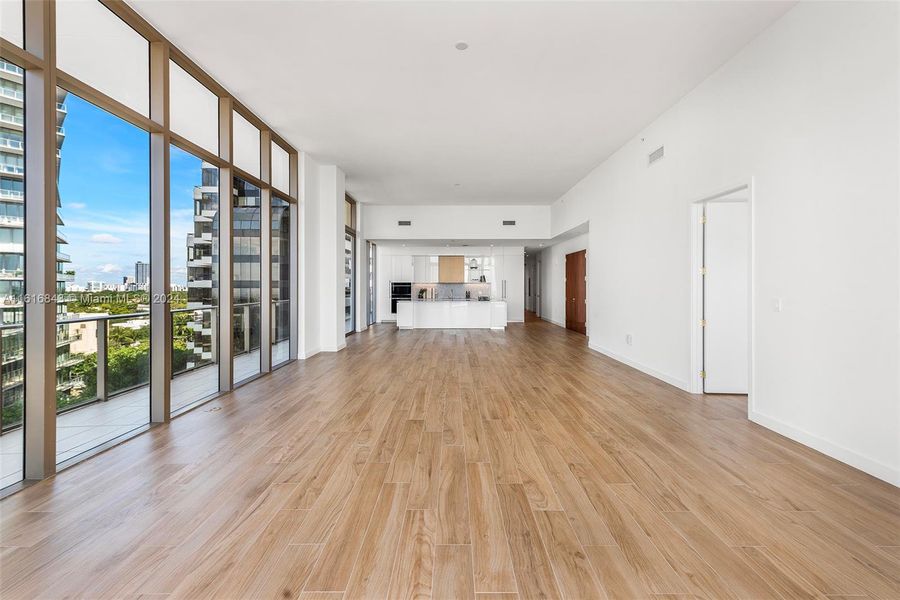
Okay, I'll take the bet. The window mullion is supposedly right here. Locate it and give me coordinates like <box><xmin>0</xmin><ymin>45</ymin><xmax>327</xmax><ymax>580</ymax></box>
<box><xmin>22</xmin><ymin>0</ymin><xmax>58</xmax><ymax>479</ymax></box>
<box><xmin>149</xmin><ymin>41</ymin><xmax>170</xmax><ymax>423</ymax></box>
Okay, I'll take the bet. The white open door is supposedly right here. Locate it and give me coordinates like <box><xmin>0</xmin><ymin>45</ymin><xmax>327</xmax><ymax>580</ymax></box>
<box><xmin>703</xmin><ymin>202</ymin><xmax>749</xmax><ymax>393</ymax></box>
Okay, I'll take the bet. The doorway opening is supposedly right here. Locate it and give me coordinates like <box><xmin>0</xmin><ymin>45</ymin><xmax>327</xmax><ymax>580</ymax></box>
<box><xmin>690</xmin><ymin>183</ymin><xmax>752</xmax><ymax>395</ymax></box>
<box><xmin>565</xmin><ymin>249</ymin><xmax>587</xmax><ymax>335</ymax></box>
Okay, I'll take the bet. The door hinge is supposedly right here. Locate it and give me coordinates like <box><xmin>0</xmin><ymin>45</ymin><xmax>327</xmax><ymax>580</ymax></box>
<box><xmin>700</xmin><ymin>319</ymin><xmax>707</xmax><ymax>327</ymax></box>
<box><xmin>699</xmin><ymin>266</ymin><xmax>707</xmax><ymax>275</ymax></box>
<box><xmin>700</xmin><ymin>215</ymin><xmax>707</xmax><ymax>224</ymax></box>
<box><xmin>700</xmin><ymin>370</ymin><xmax>706</xmax><ymax>379</ymax></box>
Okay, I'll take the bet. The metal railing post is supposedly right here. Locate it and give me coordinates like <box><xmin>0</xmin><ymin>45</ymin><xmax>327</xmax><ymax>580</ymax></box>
<box><xmin>97</xmin><ymin>320</ymin><xmax>108</xmax><ymax>401</ymax></box>
<box><xmin>210</xmin><ymin>308</ymin><xmax>218</xmax><ymax>363</ymax></box>
<box><xmin>243</xmin><ymin>305</ymin><xmax>250</xmax><ymax>354</ymax></box>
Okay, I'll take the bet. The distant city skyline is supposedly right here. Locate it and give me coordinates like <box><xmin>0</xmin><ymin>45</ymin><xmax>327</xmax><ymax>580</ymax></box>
<box><xmin>57</xmin><ymin>93</ymin><xmax>199</xmax><ymax>287</ymax></box>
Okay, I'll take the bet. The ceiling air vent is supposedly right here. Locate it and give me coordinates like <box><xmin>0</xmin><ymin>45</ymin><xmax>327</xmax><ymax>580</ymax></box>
<box><xmin>648</xmin><ymin>145</ymin><xmax>665</xmax><ymax>166</ymax></box>
<box><xmin>502</xmin><ymin>220</ymin><xmax>516</xmax><ymax>226</ymax></box>
<box><xmin>398</xmin><ymin>220</ymin><xmax>411</xmax><ymax>226</ymax></box>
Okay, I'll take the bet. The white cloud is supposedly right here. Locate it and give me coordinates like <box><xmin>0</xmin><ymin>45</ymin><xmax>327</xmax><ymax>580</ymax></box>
<box><xmin>67</xmin><ymin>202</ymin><xmax>86</xmax><ymax>209</ymax></box>
<box><xmin>98</xmin><ymin>263</ymin><xmax>123</xmax><ymax>274</ymax></box>
<box><xmin>91</xmin><ymin>233</ymin><xmax>123</xmax><ymax>244</ymax></box>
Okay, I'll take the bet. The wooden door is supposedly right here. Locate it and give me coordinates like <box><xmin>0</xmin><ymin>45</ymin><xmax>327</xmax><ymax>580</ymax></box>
<box><xmin>565</xmin><ymin>250</ymin><xmax>586</xmax><ymax>334</ymax></box>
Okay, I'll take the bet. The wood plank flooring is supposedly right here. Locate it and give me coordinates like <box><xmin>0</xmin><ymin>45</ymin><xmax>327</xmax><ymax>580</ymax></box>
<box><xmin>1</xmin><ymin>319</ymin><xmax>898</xmax><ymax>599</ymax></box>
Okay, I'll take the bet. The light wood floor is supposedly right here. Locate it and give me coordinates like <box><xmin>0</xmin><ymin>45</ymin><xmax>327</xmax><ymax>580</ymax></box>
<box><xmin>1</xmin><ymin>320</ymin><xmax>898</xmax><ymax>599</ymax></box>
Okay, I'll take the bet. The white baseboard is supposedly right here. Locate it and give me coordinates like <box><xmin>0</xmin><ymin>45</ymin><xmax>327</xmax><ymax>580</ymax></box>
<box><xmin>749</xmin><ymin>410</ymin><xmax>900</xmax><ymax>486</ymax></box>
<box><xmin>541</xmin><ymin>315</ymin><xmax>566</xmax><ymax>328</ymax></box>
<box><xmin>301</xmin><ymin>347</ymin><xmax>320</xmax><ymax>359</ymax></box>
<box><xmin>588</xmin><ymin>341</ymin><xmax>690</xmax><ymax>392</ymax></box>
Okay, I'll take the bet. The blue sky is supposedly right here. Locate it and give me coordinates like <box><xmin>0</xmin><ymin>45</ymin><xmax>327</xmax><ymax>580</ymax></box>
<box><xmin>57</xmin><ymin>92</ymin><xmax>198</xmax><ymax>287</ymax></box>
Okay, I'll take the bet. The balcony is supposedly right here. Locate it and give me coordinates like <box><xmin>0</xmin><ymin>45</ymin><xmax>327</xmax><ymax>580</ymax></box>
<box><xmin>0</xmin><ymin>87</ymin><xmax>23</xmax><ymax>102</ymax></box>
<box><xmin>0</xmin><ymin>113</ymin><xmax>24</xmax><ymax>126</ymax></box>
<box><xmin>0</xmin><ymin>307</ymin><xmax>289</xmax><ymax>488</ymax></box>
<box><xmin>0</xmin><ymin>61</ymin><xmax>23</xmax><ymax>76</ymax></box>
<box><xmin>0</xmin><ymin>189</ymin><xmax>23</xmax><ymax>201</ymax></box>
<box><xmin>0</xmin><ymin>269</ymin><xmax>23</xmax><ymax>280</ymax></box>
<box><xmin>0</xmin><ymin>138</ymin><xmax>23</xmax><ymax>151</ymax></box>
<box><xmin>0</xmin><ymin>164</ymin><xmax>24</xmax><ymax>175</ymax></box>
<box><xmin>56</xmin><ymin>102</ymin><xmax>67</xmax><ymax>113</ymax></box>
<box><xmin>0</xmin><ymin>215</ymin><xmax>24</xmax><ymax>226</ymax></box>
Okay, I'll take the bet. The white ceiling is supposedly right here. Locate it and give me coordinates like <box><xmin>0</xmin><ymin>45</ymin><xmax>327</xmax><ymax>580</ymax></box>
<box><xmin>132</xmin><ymin>1</ymin><xmax>794</xmax><ymax>206</ymax></box>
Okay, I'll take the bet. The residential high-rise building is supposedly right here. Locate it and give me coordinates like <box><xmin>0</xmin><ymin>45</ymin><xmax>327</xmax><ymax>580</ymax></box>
<box><xmin>0</xmin><ymin>59</ymin><xmax>81</xmax><ymax>430</ymax></box>
<box><xmin>184</xmin><ymin>162</ymin><xmax>218</xmax><ymax>369</ymax></box>
<box><xmin>134</xmin><ymin>261</ymin><xmax>149</xmax><ymax>287</ymax></box>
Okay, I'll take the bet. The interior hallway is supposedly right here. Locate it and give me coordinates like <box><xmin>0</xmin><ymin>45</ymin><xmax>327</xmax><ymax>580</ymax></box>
<box><xmin>1</xmin><ymin>321</ymin><xmax>898</xmax><ymax>599</ymax></box>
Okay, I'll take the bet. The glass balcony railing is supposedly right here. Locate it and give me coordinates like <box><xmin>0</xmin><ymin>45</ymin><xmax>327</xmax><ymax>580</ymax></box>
<box><xmin>0</xmin><ymin>87</ymin><xmax>24</xmax><ymax>102</ymax></box>
<box><xmin>0</xmin><ymin>323</ymin><xmax>24</xmax><ymax>433</ymax></box>
<box><xmin>0</xmin><ymin>61</ymin><xmax>24</xmax><ymax>76</ymax></box>
<box><xmin>0</xmin><ymin>113</ymin><xmax>24</xmax><ymax>126</ymax></box>
<box><xmin>0</xmin><ymin>189</ymin><xmax>23</xmax><ymax>200</ymax></box>
<box><xmin>0</xmin><ymin>138</ymin><xmax>24</xmax><ymax>150</ymax></box>
<box><xmin>272</xmin><ymin>299</ymin><xmax>291</xmax><ymax>366</ymax></box>
<box><xmin>0</xmin><ymin>164</ymin><xmax>24</xmax><ymax>175</ymax></box>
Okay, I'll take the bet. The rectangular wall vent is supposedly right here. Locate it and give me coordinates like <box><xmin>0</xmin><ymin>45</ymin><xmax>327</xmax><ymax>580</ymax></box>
<box><xmin>502</xmin><ymin>220</ymin><xmax>516</xmax><ymax>226</ymax></box>
<box><xmin>648</xmin><ymin>145</ymin><xmax>665</xmax><ymax>166</ymax></box>
<box><xmin>398</xmin><ymin>220</ymin><xmax>411</xmax><ymax>226</ymax></box>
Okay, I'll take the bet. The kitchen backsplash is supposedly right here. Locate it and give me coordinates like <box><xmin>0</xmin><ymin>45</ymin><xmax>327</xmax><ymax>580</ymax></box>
<box><xmin>413</xmin><ymin>282</ymin><xmax>491</xmax><ymax>299</ymax></box>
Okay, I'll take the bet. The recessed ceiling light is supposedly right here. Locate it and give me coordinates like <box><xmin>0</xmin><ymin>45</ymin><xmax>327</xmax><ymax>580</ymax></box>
<box><xmin>455</xmin><ymin>41</ymin><xmax>469</xmax><ymax>51</ymax></box>
<box><xmin>539</xmin><ymin>243</ymin><xmax>544</xmax><ymax>247</ymax></box>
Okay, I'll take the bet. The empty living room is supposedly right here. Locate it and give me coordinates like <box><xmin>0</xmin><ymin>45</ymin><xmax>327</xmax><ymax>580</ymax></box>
<box><xmin>0</xmin><ymin>0</ymin><xmax>898</xmax><ymax>598</ymax></box>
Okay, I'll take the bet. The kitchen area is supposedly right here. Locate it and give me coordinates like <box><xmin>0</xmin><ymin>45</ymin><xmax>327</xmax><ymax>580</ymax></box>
<box><xmin>378</xmin><ymin>245</ymin><xmax>525</xmax><ymax>329</ymax></box>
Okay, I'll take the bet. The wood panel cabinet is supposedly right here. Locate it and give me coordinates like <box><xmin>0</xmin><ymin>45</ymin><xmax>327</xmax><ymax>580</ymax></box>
<box><xmin>438</xmin><ymin>256</ymin><xmax>465</xmax><ymax>283</ymax></box>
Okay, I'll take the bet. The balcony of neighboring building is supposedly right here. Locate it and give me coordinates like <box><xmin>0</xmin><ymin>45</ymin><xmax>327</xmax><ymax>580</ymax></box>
<box><xmin>0</xmin><ymin>85</ymin><xmax>23</xmax><ymax>107</ymax></box>
<box><xmin>0</xmin><ymin>60</ymin><xmax>23</xmax><ymax>81</ymax></box>
<box><xmin>0</xmin><ymin>188</ymin><xmax>23</xmax><ymax>202</ymax></box>
<box><xmin>0</xmin><ymin>112</ymin><xmax>23</xmax><ymax>131</ymax></box>
<box><xmin>0</xmin><ymin>135</ymin><xmax>23</xmax><ymax>154</ymax></box>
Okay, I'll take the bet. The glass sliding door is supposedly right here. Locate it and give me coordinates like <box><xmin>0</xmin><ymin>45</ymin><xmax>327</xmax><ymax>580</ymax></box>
<box><xmin>232</xmin><ymin>177</ymin><xmax>261</xmax><ymax>384</ymax></box>
<box><xmin>170</xmin><ymin>145</ymin><xmax>219</xmax><ymax>413</ymax></box>
<box><xmin>345</xmin><ymin>231</ymin><xmax>355</xmax><ymax>335</ymax></box>
<box><xmin>271</xmin><ymin>198</ymin><xmax>290</xmax><ymax>366</ymax></box>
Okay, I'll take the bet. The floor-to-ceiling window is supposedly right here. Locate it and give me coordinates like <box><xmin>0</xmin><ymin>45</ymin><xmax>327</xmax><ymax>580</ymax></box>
<box><xmin>271</xmin><ymin>197</ymin><xmax>291</xmax><ymax>366</ymax></box>
<box><xmin>54</xmin><ymin>91</ymin><xmax>151</xmax><ymax>465</ymax></box>
<box><xmin>367</xmin><ymin>241</ymin><xmax>376</xmax><ymax>326</ymax></box>
<box><xmin>233</xmin><ymin>177</ymin><xmax>261</xmax><ymax>384</ymax></box>
<box><xmin>170</xmin><ymin>146</ymin><xmax>219</xmax><ymax>412</ymax></box>
<box><xmin>0</xmin><ymin>58</ymin><xmax>25</xmax><ymax>488</ymax></box>
<box><xmin>0</xmin><ymin>0</ymin><xmax>299</xmax><ymax>491</ymax></box>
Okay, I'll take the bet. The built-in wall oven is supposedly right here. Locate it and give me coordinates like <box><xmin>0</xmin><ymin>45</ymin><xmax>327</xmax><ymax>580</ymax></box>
<box><xmin>391</xmin><ymin>282</ymin><xmax>412</xmax><ymax>314</ymax></box>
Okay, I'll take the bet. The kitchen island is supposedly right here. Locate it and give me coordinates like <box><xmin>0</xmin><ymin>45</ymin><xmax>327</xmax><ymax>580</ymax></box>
<box><xmin>397</xmin><ymin>299</ymin><xmax>507</xmax><ymax>329</ymax></box>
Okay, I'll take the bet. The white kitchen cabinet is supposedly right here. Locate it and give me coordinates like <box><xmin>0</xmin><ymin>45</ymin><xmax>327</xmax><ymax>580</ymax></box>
<box><xmin>391</xmin><ymin>255</ymin><xmax>414</xmax><ymax>282</ymax></box>
<box><xmin>413</xmin><ymin>256</ymin><xmax>433</xmax><ymax>283</ymax></box>
<box><xmin>503</xmin><ymin>248</ymin><xmax>525</xmax><ymax>322</ymax></box>
<box><xmin>487</xmin><ymin>247</ymin><xmax>524</xmax><ymax>322</ymax></box>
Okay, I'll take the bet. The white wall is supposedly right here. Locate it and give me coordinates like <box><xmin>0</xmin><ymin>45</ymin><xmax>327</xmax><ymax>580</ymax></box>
<box><xmin>539</xmin><ymin>233</ymin><xmax>589</xmax><ymax>330</ymax></box>
<box><xmin>299</xmin><ymin>152</ymin><xmax>321</xmax><ymax>358</ymax></box>
<box><xmin>364</xmin><ymin>204</ymin><xmax>551</xmax><ymax>240</ymax></box>
<box><xmin>549</xmin><ymin>2</ymin><xmax>899</xmax><ymax>484</ymax></box>
<box><xmin>317</xmin><ymin>165</ymin><xmax>347</xmax><ymax>352</ymax></box>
